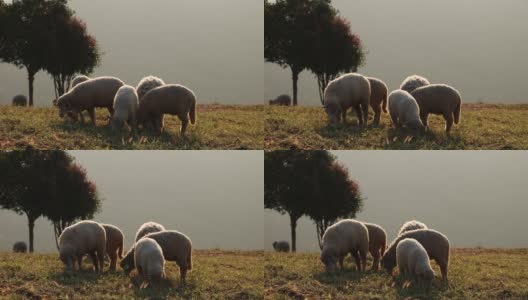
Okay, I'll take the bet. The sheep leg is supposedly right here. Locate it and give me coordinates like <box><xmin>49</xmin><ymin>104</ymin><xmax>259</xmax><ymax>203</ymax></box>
<box><xmin>88</xmin><ymin>108</ymin><xmax>96</xmax><ymax>126</ymax></box>
<box><xmin>444</xmin><ymin>113</ymin><xmax>453</xmax><ymax>135</ymax></box>
<box><xmin>390</xmin><ymin>113</ymin><xmax>398</xmax><ymax>129</ymax></box>
<box><xmin>420</xmin><ymin>112</ymin><xmax>429</xmax><ymax>128</ymax></box>
<box><xmin>438</xmin><ymin>260</ymin><xmax>448</xmax><ymax>281</ymax></box>
<box><xmin>370</xmin><ymin>249</ymin><xmax>380</xmax><ymax>271</ymax></box>
<box><xmin>372</xmin><ymin>104</ymin><xmax>381</xmax><ymax>126</ymax></box>
<box><xmin>351</xmin><ymin>251</ymin><xmax>361</xmax><ymax>271</ymax></box>
<box><xmin>359</xmin><ymin>249</ymin><xmax>367</xmax><ymax>271</ymax></box>
<box><xmin>353</xmin><ymin>104</ymin><xmax>363</xmax><ymax>126</ymax></box>
<box><xmin>77</xmin><ymin>255</ymin><xmax>83</xmax><ymax>271</ymax></box>
<box><xmin>341</xmin><ymin>109</ymin><xmax>347</xmax><ymax>124</ymax></box>
<box><xmin>109</xmin><ymin>252</ymin><xmax>117</xmax><ymax>272</ymax></box>
<box><xmin>338</xmin><ymin>256</ymin><xmax>344</xmax><ymax>271</ymax></box>
<box><xmin>180</xmin><ymin>117</ymin><xmax>189</xmax><ymax>135</ymax></box>
<box><xmin>78</xmin><ymin>110</ymin><xmax>85</xmax><ymax>124</ymax></box>
<box><xmin>361</xmin><ymin>103</ymin><xmax>369</xmax><ymax>125</ymax></box>
<box><xmin>97</xmin><ymin>249</ymin><xmax>105</xmax><ymax>273</ymax></box>
<box><xmin>180</xmin><ymin>268</ymin><xmax>187</xmax><ymax>286</ymax></box>
<box><xmin>399</xmin><ymin>266</ymin><xmax>405</xmax><ymax>277</ymax></box>
<box><xmin>89</xmin><ymin>252</ymin><xmax>98</xmax><ymax>272</ymax></box>
<box><xmin>153</xmin><ymin>115</ymin><xmax>163</xmax><ymax>135</ymax></box>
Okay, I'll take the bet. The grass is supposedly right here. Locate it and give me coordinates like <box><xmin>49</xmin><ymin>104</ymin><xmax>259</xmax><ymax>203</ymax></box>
<box><xmin>265</xmin><ymin>248</ymin><xmax>528</xmax><ymax>300</ymax></box>
<box><xmin>0</xmin><ymin>249</ymin><xmax>263</xmax><ymax>300</ymax></box>
<box><xmin>265</xmin><ymin>104</ymin><xmax>528</xmax><ymax>149</ymax></box>
<box><xmin>0</xmin><ymin>104</ymin><xmax>264</xmax><ymax>150</ymax></box>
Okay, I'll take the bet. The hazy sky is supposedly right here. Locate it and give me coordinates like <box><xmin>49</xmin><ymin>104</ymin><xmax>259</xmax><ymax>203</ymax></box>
<box><xmin>0</xmin><ymin>0</ymin><xmax>263</xmax><ymax>106</ymax></box>
<box><xmin>265</xmin><ymin>0</ymin><xmax>528</xmax><ymax>105</ymax></box>
<box><xmin>0</xmin><ymin>150</ymin><xmax>264</xmax><ymax>253</ymax></box>
<box><xmin>265</xmin><ymin>151</ymin><xmax>528</xmax><ymax>252</ymax></box>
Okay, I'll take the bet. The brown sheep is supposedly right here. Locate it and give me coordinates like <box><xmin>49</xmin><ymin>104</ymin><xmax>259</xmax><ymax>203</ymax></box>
<box><xmin>367</xmin><ymin>77</ymin><xmax>388</xmax><ymax>125</ymax></box>
<box><xmin>364</xmin><ymin>222</ymin><xmax>387</xmax><ymax>270</ymax></box>
<box><xmin>101</xmin><ymin>224</ymin><xmax>124</xmax><ymax>271</ymax></box>
<box><xmin>411</xmin><ymin>84</ymin><xmax>462</xmax><ymax>135</ymax></box>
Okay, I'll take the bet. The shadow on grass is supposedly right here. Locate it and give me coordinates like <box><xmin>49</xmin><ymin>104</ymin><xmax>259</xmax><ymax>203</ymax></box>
<box><xmin>128</xmin><ymin>271</ymin><xmax>198</xmax><ymax>299</ymax></box>
<box><xmin>49</xmin><ymin>268</ymin><xmax>108</xmax><ymax>286</ymax></box>
<box><xmin>384</xmin><ymin>127</ymin><xmax>465</xmax><ymax>150</ymax></box>
<box><xmin>392</xmin><ymin>275</ymin><xmax>448</xmax><ymax>300</ymax></box>
<box><xmin>54</xmin><ymin>120</ymin><xmax>203</xmax><ymax>149</ymax></box>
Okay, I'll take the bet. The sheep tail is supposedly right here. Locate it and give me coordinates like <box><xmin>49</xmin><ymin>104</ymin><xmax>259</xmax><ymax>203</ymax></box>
<box><xmin>187</xmin><ymin>251</ymin><xmax>193</xmax><ymax>270</ymax></box>
<box><xmin>189</xmin><ymin>100</ymin><xmax>196</xmax><ymax>125</ymax></box>
<box><xmin>381</xmin><ymin>94</ymin><xmax>388</xmax><ymax>113</ymax></box>
<box><xmin>454</xmin><ymin>100</ymin><xmax>461</xmax><ymax>124</ymax></box>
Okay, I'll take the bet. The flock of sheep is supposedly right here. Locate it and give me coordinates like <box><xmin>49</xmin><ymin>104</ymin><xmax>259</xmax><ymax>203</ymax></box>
<box><xmin>270</xmin><ymin>73</ymin><xmax>462</xmax><ymax>135</ymax></box>
<box><xmin>49</xmin><ymin>219</ymin><xmax>192</xmax><ymax>286</ymax></box>
<box><xmin>273</xmin><ymin>219</ymin><xmax>450</xmax><ymax>286</ymax></box>
<box><xmin>54</xmin><ymin>75</ymin><xmax>197</xmax><ymax>135</ymax></box>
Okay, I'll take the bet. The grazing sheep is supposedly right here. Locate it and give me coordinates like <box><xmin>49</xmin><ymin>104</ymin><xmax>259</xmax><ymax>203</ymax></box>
<box><xmin>58</xmin><ymin>220</ymin><xmax>106</xmax><ymax>273</ymax></box>
<box><xmin>121</xmin><ymin>230</ymin><xmax>192</xmax><ymax>285</ymax></box>
<box><xmin>320</xmin><ymin>219</ymin><xmax>369</xmax><ymax>273</ymax></box>
<box><xmin>71</xmin><ymin>75</ymin><xmax>90</xmax><ymax>89</ymax></box>
<box><xmin>398</xmin><ymin>220</ymin><xmax>428</xmax><ymax>236</ymax></box>
<box><xmin>272</xmin><ymin>241</ymin><xmax>290</xmax><ymax>252</ymax></box>
<box><xmin>12</xmin><ymin>241</ymin><xmax>27</xmax><ymax>253</ymax></box>
<box><xmin>396</xmin><ymin>238</ymin><xmax>435</xmax><ymax>284</ymax></box>
<box><xmin>135</xmin><ymin>237</ymin><xmax>166</xmax><ymax>283</ymax></box>
<box><xmin>112</xmin><ymin>85</ymin><xmax>139</xmax><ymax>130</ymax></box>
<box><xmin>120</xmin><ymin>221</ymin><xmax>166</xmax><ymax>273</ymax></box>
<box><xmin>323</xmin><ymin>73</ymin><xmax>371</xmax><ymax>126</ymax></box>
<box><xmin>411</xmin><ymin>84</ymin><xmax>462</xmax><ymax>135</ymax></box>
<box><xmin>400</xmin><ymin>75</ymin><xmax>430</xmax><ymax>93</ymax></box>
<box><xmin>55</xmin><ymin>76</ymin><xmax>124</xmax><ymax>125</ymax></box>
<box><xmin>12</xmin><ymin>95</ymin><xmax>27</xmax><ymax>106</ymax></box>
<box><xmin>367</xmin><ymin>77</ymin><xmax>388</xmax><ymax>125</ymax></box>
<box><xmin>363</xmin><ymin>222</ymin><xmax>387</xmax><ymax>270</ymax></box>
<box><xmin>381</xmin><ymin>229</ymin><xmax>450</xmax><ymax>280</ymax></box>
<box><xmin>388</xmin><ymin>90</ymin><xmax>425</xmax><ymax>131</ymax></box>
<box><xmin>269</xmin><ymin>94</ymin><xmax>291</xmax><ymax>106</ymax></box>
<box><xmin>101</xmin><ymin>224</ymin><xmax>124</xmax><ymax>271</ymax></box>
<box><xmin>136</xmin><ymin>75</ymin><xmax>165</xmax><ymax>101</ymax></box>
<box><xmin>136</xmin><ymin>84</ymin><xmax>197</xmax><ymax>135</ymax></box>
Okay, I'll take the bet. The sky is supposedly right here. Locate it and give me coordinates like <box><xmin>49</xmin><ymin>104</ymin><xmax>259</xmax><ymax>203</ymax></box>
<box><xmin>265</xmin><ymin>0</ymin><xmax>528</xmax><ymax>105</ymax></box>
<box><xmin>0</xmin><ymin>150</ymin><xmax>264</xmax><ymax>253</ymax></box>
<box><xmin>265</xmin><ymin>151</ymin><xmax>528</xmax><ymax>252</ymax></box>
<box><xmin>0</xmin><ymin>0</ymin><xmax>263</xmax><ymax>106</ymax></box>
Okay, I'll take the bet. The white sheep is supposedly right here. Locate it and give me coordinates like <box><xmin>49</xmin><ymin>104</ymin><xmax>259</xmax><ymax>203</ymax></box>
<box><xmin>135</xmin><ymin>221</ymin><xmax>166</xmax><ymax>242</ymax></box>
<box><xmin>400</xmin><ymin>75</ymin><xmax>430</xmax><ymax>93</ymax></box>
<box><xmin>56</xmin><ymin>76</ymin><xmax>124</xmax><ymax>125</ymax></box>
<box><xmin>58</xmin><ymin>220</ymin><xmax>106</xmax><ymax>272</ymax></box>
<box><xmin>272</xmin><ymin>241</ymin><xmax>290</xmax><ymax>252</ymax></box>
<box><xmin>398</xmin><ymin>220</ymin><xmax>428</xmax><ymax>236</ymax></box>
<box><xmin>136</xmin><ymin>75</ymin><xmax>165</xmax><ymax>101</ymax></box>
<box><xmin>388</xmin><ymin>90</ymin><xmax>425</xmax><ymax>131</ymax></box>
<box><xmin>320</xmin><ymin>219</ymin><xmax>369</xmax><ymax>272</ymax></box>
<box><xmin>71</xmin><ymin>75</ymin><xmax>90</xmax><ymax>89</ymax></box>
<box><xmin>111</xmin><ymin>85</ymin><xmax>139</xmax><ymax>130</ymax></box>
<box><xmin>323</xmin><ymin>73</ymin><xmax>371</xmax><ymax>126</ymax></box>
<box><xmin>396</xmin><ymin>238</ymin><xmax>435</xmax><ymax>284</ymax></box>
<box><xmin>135</xmin><ymin>237</ymin><xmax>166</xmax><ymax>283</ymax></box>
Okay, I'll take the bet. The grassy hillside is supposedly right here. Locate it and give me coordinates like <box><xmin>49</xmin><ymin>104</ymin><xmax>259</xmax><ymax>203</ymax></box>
<box><xmin>265</xmin><ymin>248</ymin><xmax>528</xmax><ymax>299</ymax></box>
<box><xmin>0</xmin><ymin>250</ymin><xmax>263</xmax><ymax>299</ymax></box>
<box><xmin>265</xmin><ymin>104</ymin><xmax>528</xmax><ymax>150</ymax></box>
<box><xmin>0</xmin><ymin>104</ymin><xmax>264</xmax><ymax>150</ymax></box>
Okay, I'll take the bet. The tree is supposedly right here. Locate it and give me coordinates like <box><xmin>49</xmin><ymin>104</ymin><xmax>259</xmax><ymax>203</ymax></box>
<box><xmin>265</xmin><ymin>0</ymin><xmax>336</xmax><ymax>106</ymax></box>
<box><xmin>0</xmin><ymin>0</ymin><xmax>71</xmax><ymax>105</ymax></box>
<box><xmin>0</xmin><ymin>149</ymin><xmax>101</xmax><ymax>252</ymax></box>
<box><xmin>46</xmin><ymin>16</ymin><xmax>100</xmax><ymax>99</ymax></box>
<box><xmin>308</xmin><ymin>16</ymin><xmax>365</xmax><ymax>104</ymax></box>
<box><xmin>306</xmin><ymin>161</ymin><xmax>363</xmax><ymax>249</ymax></box>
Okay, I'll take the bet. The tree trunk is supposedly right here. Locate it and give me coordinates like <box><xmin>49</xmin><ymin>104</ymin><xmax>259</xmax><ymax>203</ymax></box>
<box><xmin>27</xmin><ymin>214</ymin><xmax>36</xmax><ymax>253</ymax></box>
<box><xmin>289</xmin><ymin>213</ymin><xmax>298</xmax><ymax>252</ymax></box>
<box><xmin>27</xmin><ymin>69</ymin><xmax>35</xmax><ymax>106</ymax></box>
<box><xmin>291</xmin><ymin>67</ymin><xmax>300</xmax><ymax>106</ymax></box>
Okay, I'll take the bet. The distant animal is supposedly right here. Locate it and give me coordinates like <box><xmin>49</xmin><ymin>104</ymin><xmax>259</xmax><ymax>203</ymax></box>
<box><xmin>323</xmin><ymin>73</ymin><xmax>371</xmax><ymax>126</ymax></box>
<box><xmin>269</xmin><ymin>94</ymin><xmax>291</xmax><ymax>106</ymax></box>
<box><xmin>12</xmin><ymin>241</ymin><xmax>27</xmax><ymax>253</ymax></box>
<box><xmin>272</xmin><ymin>241</ymin><xmax>290</xmax><ymax>252</ymax></box>
<box><xmin>367</xmin><ymin>77</ymin><xmax>388</xmax><ymax>125</ymax></box>
<box><xmin>12</xmin><ymin>95</ymin><xmax>27</xmax><ymax>106</ymax></box>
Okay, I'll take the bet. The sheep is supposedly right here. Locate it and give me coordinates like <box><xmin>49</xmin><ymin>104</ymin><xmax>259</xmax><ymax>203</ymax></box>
<box><xmin>323</xmin><ymin>73</ymin><xmax>371</xmax><ymax>126</ymax></box>
<box><xmin>55</xmin><ymin>76</ymin><xmax>124</xmax><ymax>126</ymax></box>
<box><xmin>381</xmin><ymin>229</ymin><xmax>450</xmax><ymax>280</ymax></box>
<box><xmin>388</xmin><ymin>90</ymin><xmax>425</xmax><ymax>131</ymax></box>
<box><xmin>12</xmin><ymin>95</ymin><xmax>27</xmax><ymax>106</ymax></box>
<box><xmin>367</xmin><ymin>77</ymin><xmax>388</xmax><ymax>125</ymax></box>
<box><xmin>101</xmin><ymin>223</ymin><xmax>124</xmax><ymax>271</ymax></box>
<box><xmin>320</xmin><ymin>219</ymin><xmax>369</xmax><ymax>273</ymax></box>
<box><xmin>120</xmin><ymin>222</ymin><xmax>166</xmax><ymax>272</ymax></box>
<box><xmin>58</xmin><ymin>220</ymin><xmax>106</xmax><ymax>273</ymax></box>
<box><xmin>396</xmin><ymin>238</ymin><xmax>435</xmax><ymax>284</ymax></box>
<box><xmin>136</xmin><ymin>84</ymin><xmax>197</xmax><ymax>135</ymax></box>
<box><xmin>136</xmin><ymin>75</ymin><xmax>165</xmax><ymax>101</ymax></box>
<box><xmin>400</xmin><ymin>75</ymin><xmax>430</xmax><ymax>93</ymax></box>
<box><xmin>269</xmin><ymin>94</ymin><xmax>291</xmax><ymax>106</ymax></box>
<box><xmin>134</xmin><ymin>237</ymin><xmax>166</xmax><ymax>283</ymax></box>
<box><xmin>12</xmin><ymin>241</ymin><xmax>27</xmax><ymax>253</ymax></box>
<box><xmin>363</xmin><ymin>222</ymin><xmax>387</xmax><ymax>270</ymax></box>
<box><xmin>71</xmin><ymin>75</ymin><xmax>90</xmax><ymax>89</ymax></box>
<box><xmin>398</xmin><ymin>220</ymin><xmax>428</xmax><ymax>236</ymax></box>
<box><xmin>121</xmin><ymin>230</ymin><xmax>192</xmax><ymax>285</ymax></box>
<box><xmin>111</xmin><ymin>85</ymin><xmax>139</xmax><ymax>130</ymax></box>
<box><xmin>411</xmin><ymin>84</ymin><xmax>462</xmax><ymax>135</ymax></box>
<box><xmin>272</xmin><ymin>241</ymin><xmax>290</xmax><ymax>252</ymax></box>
